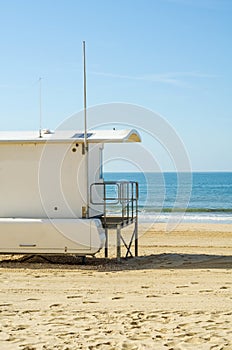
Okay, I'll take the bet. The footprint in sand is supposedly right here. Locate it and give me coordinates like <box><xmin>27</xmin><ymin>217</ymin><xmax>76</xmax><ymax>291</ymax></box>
<box><xmin>164</xmin><ymin>341</ymin><xmax>176</xmax><ymax>348</ymax></box>
<box><xmin>145</xmin><ymin>314</ymin><xmax>158</xmax><ymax>320</ymax></box>
<box><xmin>128</xmin><ymin>334</ymin><xmax>151</xmax><ymax>341</ymax></box>
<box><xmin>49</xmin><ymin>304</ymin><xmax>61</xmax><ymax>308</ymax></box>
<box><xmin>112</xmin><ymin>296</ymin><xmax>123</xmax><ymax>300</ymax></box>
<box><xmin>11</xmin><ymin>325</ymin><xmax>29</xmax><ymax>331</ymax></box>
<box><xmin>121</xmin><ymin>341</ymin><xmax>138</xmax><ymax>350</ymax></box>
<box><xmin>21</xmin><ymin>310</ymin><xmax>40</xmax><ymax>314</ymax></box>
<box><xmin>82</xmin><ymin>300</ymin><xmax>99</xmax><ymax>304</ymax></box>
<box><xmin>177</xmin><ymin>323</ymin><xmax>188</xmax><ymax>327</ymax></box>
<box><xmin>184</xmin><ymin>336</ymin><xmax>203</xmax><ymax>345</ymax></box>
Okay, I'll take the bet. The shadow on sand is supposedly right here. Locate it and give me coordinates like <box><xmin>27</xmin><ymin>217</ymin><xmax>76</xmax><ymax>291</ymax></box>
<box><xmin>0</xmin><ymin>253</ymin><xmax>231</xmax><ymax>271</ymax></box>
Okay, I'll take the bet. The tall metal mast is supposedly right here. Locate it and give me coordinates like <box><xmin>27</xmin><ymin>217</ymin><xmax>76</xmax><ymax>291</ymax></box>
<box><xmin>83</xmin><ymin>41</ymin><xmax>89</xmax><ymax>217</ymax></box>
<box><xmin>39</xmin><ymin>77</ymin><xmax>42</xmax><ymax>138</ymax></box>
<box><xmin>83</xmin><ymin>41</ymin><xmax>87</xmax><ymax>153</ymax></box>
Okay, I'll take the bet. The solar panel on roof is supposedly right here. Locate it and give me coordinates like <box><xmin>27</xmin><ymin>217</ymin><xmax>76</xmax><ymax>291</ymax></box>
<box><xmin>72</xmin><ymin>133</ymin><xmax>93</xmax><ymax>139</ymax></box>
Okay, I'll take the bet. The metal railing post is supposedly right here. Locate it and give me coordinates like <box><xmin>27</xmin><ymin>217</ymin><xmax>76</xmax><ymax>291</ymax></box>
<box><xmin>116</xmin><ymin>224</ymin><xmax>121</xmax><ymax>261</ymax></box>
<box><xmin>135</xmin><ymin>182</ymin><xmax>139</xmax><ymax>256</ymax></box>
<box><xmin>104</xmin><ymin>228</ymin><xmax>108</xmax><ymax>258</ymax></box>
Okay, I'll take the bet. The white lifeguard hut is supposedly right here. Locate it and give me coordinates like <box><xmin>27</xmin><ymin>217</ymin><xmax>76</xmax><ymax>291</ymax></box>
<box><xmin>0</xmin><ymin>128</ymin><xmax>141</xmax><ymax>260</ymax></box>
<box><xmin>0</xmin><ymin>42</ymin><xmax>141</xmax><ymax>261</ymax></box>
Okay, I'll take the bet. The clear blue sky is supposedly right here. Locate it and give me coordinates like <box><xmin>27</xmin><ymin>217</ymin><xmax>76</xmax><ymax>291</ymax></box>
<box><xmin>0</xmin><ymin>0</ymin><xmax>231</xmax><ymax>171</ymax></box>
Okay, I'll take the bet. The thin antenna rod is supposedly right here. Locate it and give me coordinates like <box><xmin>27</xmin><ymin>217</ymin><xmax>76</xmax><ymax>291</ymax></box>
<box><xmin>83</xmin><ymin>41</ymin><xmax>87</xmax><ymax>152</ymax></box>
<box><xmin>39</xmin><ymin>77</ymin><xmax>42</xmax><ymax>138</ymax></box>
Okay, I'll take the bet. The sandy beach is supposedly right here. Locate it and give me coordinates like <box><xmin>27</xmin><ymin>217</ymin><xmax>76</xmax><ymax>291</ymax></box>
<box><xmin>0</xmin><ymin>223</ymin><xmax>232</xmax><ymax>349</ymax></box>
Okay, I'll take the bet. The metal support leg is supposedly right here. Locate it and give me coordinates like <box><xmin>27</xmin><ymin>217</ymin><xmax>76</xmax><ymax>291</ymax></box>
<box><xmin>121</xmin><ymin>234</ymin><xmax>133</xmax><ymax>258</ymax></box>
<box><xmin>125</xmin><ymin>229</ymin><xmax>135</xmax><ymax>259</ymax></box>
<box><xmin>104</xmin><ymin>228</ymin><xmax>108</xmax><ymax>258</ymax></box>
<box><xmin>135</xmin><ymin>219</ymin><xmax>138</xmax><ymax>257</ymax></box>
<box><xmin>116</xmin><ymin>224</ymin><xmax>121</xmax><ymax>261</ymax></box>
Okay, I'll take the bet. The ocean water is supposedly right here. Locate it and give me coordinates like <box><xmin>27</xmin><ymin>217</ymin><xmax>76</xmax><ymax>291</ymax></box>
<box><xmin>104</xmin><ymin>172</ymin><xmax>232</xmax><ymax>224</ymax></box>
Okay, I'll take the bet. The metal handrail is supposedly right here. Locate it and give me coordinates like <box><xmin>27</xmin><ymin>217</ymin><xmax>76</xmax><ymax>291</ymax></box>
<box><xmin>90</xmin><ymin>181</ymin><xmax>138</xmax><ymax>225</ymax></box>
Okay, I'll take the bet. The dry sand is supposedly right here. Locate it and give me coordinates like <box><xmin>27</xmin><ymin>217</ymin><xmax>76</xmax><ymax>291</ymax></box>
<box><xmin>0</xmin><ymin>223</ymin><xmax>232</xmax><ymax>349</ymax></box>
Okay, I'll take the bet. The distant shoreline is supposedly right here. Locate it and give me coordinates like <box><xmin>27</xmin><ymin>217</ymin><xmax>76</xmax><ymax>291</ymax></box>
<box><xmin>139</xmin><ymin>208</ymin><xmax>232</xmax><ymax>213</ymax></box>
